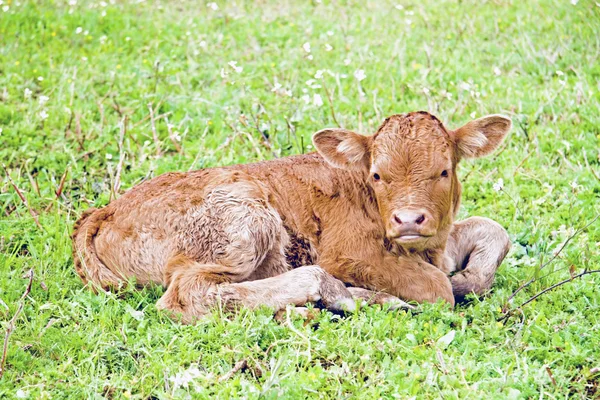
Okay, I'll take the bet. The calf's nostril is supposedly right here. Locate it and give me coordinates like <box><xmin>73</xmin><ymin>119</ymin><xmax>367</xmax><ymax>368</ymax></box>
<box><xmin>415</xmin><ymin>214</ymin><xmax>425</xmax><ymax>225</ymax></box>
<box><xmin>394</xmin><ymin>214</ymin><xmax>403</xmax><ymax>225</ymax></box>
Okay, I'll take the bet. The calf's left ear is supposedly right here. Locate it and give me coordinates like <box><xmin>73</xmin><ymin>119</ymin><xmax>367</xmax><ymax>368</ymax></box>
<box><xmin>454</xmin><ymin>115</ymin><xmax>512</xmax><ymax>158</ymax></box>
<box><xmin>312</xmin><ymin>128</ymin><xmax>371</xmax><ymax>170</ymax></box>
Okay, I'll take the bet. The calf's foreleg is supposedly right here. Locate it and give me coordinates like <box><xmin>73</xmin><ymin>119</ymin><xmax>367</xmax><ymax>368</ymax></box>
<box><xmin>446</xmin><ymin>216</ymin><xmax>511</xmax><ymax>299</ymax></box>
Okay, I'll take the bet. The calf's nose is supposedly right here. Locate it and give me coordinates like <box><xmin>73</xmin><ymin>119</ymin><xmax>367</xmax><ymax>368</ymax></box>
<box><xmin>393</xmin><ymin>209</ymin><xmax>429</xmax><ymax>226</ymax></box>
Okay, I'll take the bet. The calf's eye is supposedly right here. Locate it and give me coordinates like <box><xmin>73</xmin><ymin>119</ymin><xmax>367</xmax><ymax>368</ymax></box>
<box><xmin>441</xmin><ymin>170</ymin><xmax>449</xmax><ymax>178</ymax></box>
<box><xmin>373</xmin><ymin>173</ymin><xmax>381</xmax><ymax>181</ymax></box>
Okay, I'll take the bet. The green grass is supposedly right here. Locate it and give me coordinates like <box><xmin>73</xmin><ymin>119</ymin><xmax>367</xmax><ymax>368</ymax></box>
<box><xmin>1</xmin><ymin>0</ymin><xmax>600</xmax><ymax>398</ymax></box>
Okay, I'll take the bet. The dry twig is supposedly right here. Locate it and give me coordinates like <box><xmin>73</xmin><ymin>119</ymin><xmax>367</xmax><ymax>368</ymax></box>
<box><xmin>112</xmin><ymin>116</ymin><xmax>128</xmax><ymax>200</ymax></box>
<box><xmin>218</xmin><ymin>359</ymin><xmax>248</xmax><ymax>382</ymax></box>
<box><xmin>321</xmin><ymin>79</ymin><xmax>341</xmax><ymax>128</ymax></box>
<box><xmin>2</xmin><ymin>165</ymin><xmax>42</xmax><ymax>230</ymax></box>
<box><xmin>502</xmin><ymin>269</ymin><xmax>600</xmax><ymax>321</ymax></box>
<box><xmin>148</xmin><ymin>103</ymin><xmax>162</xmax><ymax>156</ymax></box>
<box><xmin>0</xmin><ymin>269</ymin><xmax>34</xmax><ymax>380</ymax></box>
<box><xmin>503</xmin><ymin>214</ymin><xmax>599</xmax><ymax>308</ymax></box>
<box><xmin>44</xmin><ymin>166</ymin><xmax>69</xmax><ymax>212</ymax></box>
<box><xmin>164</xmin><ymin>117</ymin><xmax>183</xmax><ymax>155</ymax></box>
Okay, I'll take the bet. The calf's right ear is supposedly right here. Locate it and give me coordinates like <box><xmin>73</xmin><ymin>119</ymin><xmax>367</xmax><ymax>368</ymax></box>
<box><xmin>312</xmin><ymin>128</ymin><xmax>371</xmax><ymax>171</ymax></box>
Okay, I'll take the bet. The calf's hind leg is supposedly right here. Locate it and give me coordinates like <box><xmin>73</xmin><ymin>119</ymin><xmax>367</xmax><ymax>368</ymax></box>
<box><xmin>156</xmin><ymin>179</ymin><xmax>353</xmax><ymax>323</ymax></box>
<box><xmin>157</xmin><ymin>259</ymin><xmax>354</xmax><ymax>323</ymax></box>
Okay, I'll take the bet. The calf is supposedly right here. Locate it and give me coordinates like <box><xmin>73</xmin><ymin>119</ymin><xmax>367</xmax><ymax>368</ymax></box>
<box><xmin>72</xmin><ymin>112</ymin><xmax>511</xmax><ymax>323</ymax></box>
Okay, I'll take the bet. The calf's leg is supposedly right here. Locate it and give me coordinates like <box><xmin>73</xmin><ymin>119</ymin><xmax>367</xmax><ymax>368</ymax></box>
<box><xmin>346</xmin><ymin>287</ymin><xmax>414</xmax><ymax>310</ymax></box>
<box><xmin>156</xmin><ymin>179</ymin><xmax>354</xmax><ymax>323</ymax></box>
<box><xmin>157</xmin><ymin>261</ymin><xmax>355</xmax><ymax>323</ymax></box>
<box><xmin>446</xmin><ymin>216</ymin><xmax>511</xmax><ymax>299</ymax></box>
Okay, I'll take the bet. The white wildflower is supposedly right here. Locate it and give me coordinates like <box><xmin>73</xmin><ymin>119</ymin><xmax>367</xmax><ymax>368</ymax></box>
<box><xmin>324</xmin><ymin>43</ymin><xmax>333</xmax><ymax>51</ymax></box>
<box><xmin>556</xmin><ymin>70</ymin><xmax>564</xmax><ymax>76</ymax></box>
<box><xmin>459</xmin><ymin>82</ymin><xmax>470</xmax><ymax>91</ymax></box>
<box><xmin>313</xmin><ymin>94</ymin><xmax>323</xmax><ymax>107</ymax></box>
<box><xmin>302</xmin><ymin>42</ymin><xmax>311</xmax><ymax>53</ymax></box>
<box><xmin>37</xmin><ymin>76</ymin><xmax>44</xmax><ymax>81</ymax></box>
<box><xmin>307</xmin><ymin>54</ymin><xmax>313</xmax><ymax>60</ymax></box>
<box><xmin>105</xmin><ymin>153</ymin><xmax>113</xmax><ymax>160</ymax></box>
<box><xmin>75</xmin><ymin>27</ymin><xmax>83</xmax><ymax>34</ymax></box>
<box><xmin>99</xmin><ymin>35</ymin><xmax>107</xmax><ymax>43</ymax></box>
<box><xmin>344</xmin><ymin>58</ymin><xmax>351</xmax><ymax>66</ymax></box>
<box><xmin>82</xmin><ymin>56</ymin><xmax>88</xmax><ymax>61</ymax></box>
<box><xmin>571</xmin><ymin>0</ymin><xmax>578</xmax><ymax>4</ymax></box>
<box><xmin>314</xmin><ymin>70</ymin><xmax>324</xmax><ymax>79</ymax></box>
<box><xmin>301</xmin><ymin>94</ymin><xmax>311</xmax><ymax>104</ymax></box>
<box><xmin>405</xmin><ymin>19</ymin><xmax>412</xmax><ymax>25</ymax></box>
<box><xmin>493</xmin><ymin>67</ymin><xmax>501</xmax><ymax>76</ymax></box>
<box><xmin>128</xmin><ymin>308</ymin><xmax>144</xmax><ymax>321</ymax></box>
<box><xmin>326</xmin><ymin>30</ymin><xmax>334</xmax><ymax>36</ymax></box>
<box><xmin>570</xmin><ymin>181</ymin><xmax>581</xmax><ymax>190</ymax></box>
<box><xmin>228</xmin><ymin>61</ymin><xmax>242</xmax><ymax>73</ymax></box>
<box><xmin>354</xmin><ymin>69</ymin><xmax>366</xmax><ymax>82</ymax></box>
<box><xmin>169</xmin><ymin>366</ymin><xmax>202</xmax><ymax>390</ymax></box>
<box><xmin>24</xmin><ymin>88</ymin><xmax>32</xmax><ymax>98</ymax></box>
<box><xmin>38</xmin><ymin>95</ymin><xmax>49</xmax><ymax>105</ymax></box>
<box><xmin>422</xmin><ymin>87</ymin><xmax>430</xmax><ymax>95</ymax></box>
<box><xmin>207</xmin><ymin>2</ymin><xmax>218</xmax><ymax>10</ymax></box>
<box><xmin>220</xmin><ymin>68</ymin><xmax>228</xmax><ymax>78</ymax></box>
<box><xmin>271</xmin><ymin>80</ymin><xmax>282</xmax><ymax>92</ymax></box>
<box><xmin>39</xmin><ymin>110</ymin><xmax>49</xmax><ymax>120</ymax></box>
<box><xmin>68</xmin><ymin>0</ymin><xmax>77</xmax><ymax>5</ymax></box>
<box><xmin>493</xmin><ymin>178</ymin><xmax>504</xmax><ymax>192</ymax></box>
<box><xmin>2</xmin><ymin>5</ymin><xmax>8</xmax><ymax>11</ymax></box>
<box><xmin>395</xmin><ymin>4</ymin><xmax>404</xmax><ymax>10</ymax></box>
<box><xmin>470</xmin><ymin>111</ymin><xmax>477</xmax><ymax>119</ymax></box>
<box><xmin>16</xmin><ymin>390</ymin><xmax>27</xmax><ymax>399</ymax></box>
<box><xmin>284</xmin><ymin>89</ymin><xmax>292</xmax><ymax>97</ymax></box>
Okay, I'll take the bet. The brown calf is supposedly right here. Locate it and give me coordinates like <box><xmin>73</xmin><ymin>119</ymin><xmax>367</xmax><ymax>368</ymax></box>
<box><xmin>72</xmin><ymin>112</ymin><xmax>512</xmax><ymax>323</ymax></box>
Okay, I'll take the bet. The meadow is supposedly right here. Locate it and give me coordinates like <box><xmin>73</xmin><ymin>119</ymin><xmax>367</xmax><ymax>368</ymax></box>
<box><xmin>1</xmin><ymin>0</ymin><xmax>599</xmax><ymax>398</ymax></box>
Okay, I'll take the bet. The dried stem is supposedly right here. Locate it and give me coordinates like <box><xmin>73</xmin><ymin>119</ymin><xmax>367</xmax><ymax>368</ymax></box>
<box><xmin>0</xmin><ymin>269</ymin><xmax>34</xmax><ymax>380</ymax></box>
<box><xmin>148</xmin><ymin>103</ymin><xmax>162</xmax><ymax>157</ymax></box>
<box><xmin>44</xmin><ymin>166</ymin><xmax>69</xmax><ymax>212</ymax></box>
<box><xmin>583</xmin><ymin>150</ymin><xmax>600</xmax><ymax>183</ymax></box>
<box><xmin>502</xmin><ymin>269</ymin><xmax>600</xmax><ymax>320</ymax></box>
<box><xmin>2</xmin><ymin>165</ymin><xmax>42</xmax><ymax>230</ymax></box>
<box><xmin>165</xmin><ymin>117</ymin><xmax>183</xmax><ymax>155</ymax></box>
<box><xmin>503</xmin><ymin>213</ymin><xmax>599</xmax><ymax>308</ymax></box>
<box><xmin>321</xmin><ymin>79</ymin><xmax>341</xmax><ymax>128</ymax></box>
<box><xmin>112</xmin><ymin>116</ymin><xmax>128</xmax><ymax>200</ymax></box>
<box><xmin>218</xmin><ymin>359</ymin><xmax>247</xmax><ymax>382</ymax></box>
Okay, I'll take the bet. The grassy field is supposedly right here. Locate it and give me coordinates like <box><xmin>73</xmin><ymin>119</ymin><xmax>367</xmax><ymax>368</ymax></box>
<box><xmin>1</xmin><ymin>0</ymin><xmax>600</xmax><ymax>398</ymax></box>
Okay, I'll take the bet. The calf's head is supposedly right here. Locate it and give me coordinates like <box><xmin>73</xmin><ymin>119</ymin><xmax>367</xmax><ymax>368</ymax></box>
<box><xmin>313</xmin><ymin>112</ymin><xmax>511</xmax><ymax>251</ymax></box>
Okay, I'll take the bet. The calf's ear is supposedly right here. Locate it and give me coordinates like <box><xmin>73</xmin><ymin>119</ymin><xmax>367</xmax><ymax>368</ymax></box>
<box><xmin>312</xmin><ymin>128</ymin><xmax>371</xmax><ymax>170</ymax></box>
<box><xmin>454</xmin><ymin>115</ymin><xmax>511</xmax><ymax>158</ymax></box>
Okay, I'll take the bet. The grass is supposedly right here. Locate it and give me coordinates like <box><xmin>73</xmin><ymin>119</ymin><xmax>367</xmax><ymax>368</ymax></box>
<box><xmin>1</xmin><ymin>0</ymin><xmax>600</xmax><ymax>398</ymax></box>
